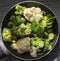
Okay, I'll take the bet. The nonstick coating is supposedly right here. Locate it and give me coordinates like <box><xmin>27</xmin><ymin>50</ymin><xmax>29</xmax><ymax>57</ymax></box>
<box><xmin>1</xmin><ymin>1</ymin><xmax>59</xmax><ymax>61</ymax></box>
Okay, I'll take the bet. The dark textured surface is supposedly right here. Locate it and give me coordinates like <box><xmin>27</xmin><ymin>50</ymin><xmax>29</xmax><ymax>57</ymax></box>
<box><xmin>0</xmin><ymin>0</ymin><xmax>60</xmax><ymax>61</ymax></box>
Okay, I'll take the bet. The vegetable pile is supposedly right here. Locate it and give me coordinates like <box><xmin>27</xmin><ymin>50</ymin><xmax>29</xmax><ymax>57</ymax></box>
<box><xmin>2</xmin><ymin>4</ymin><xmax>55</xmax><ymax>58</ymax></box>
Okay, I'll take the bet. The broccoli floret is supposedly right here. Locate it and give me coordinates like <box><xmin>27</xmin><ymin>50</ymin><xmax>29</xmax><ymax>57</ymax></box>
<box><xmin>25</xmin><ymin>23</ymin><xmax>32</xmax><ymax>35</ymax></box>
<box><xmin>31</xmin><ymin>21</ymin><xmax>44</xmax><ymax>37</ymax></box>
<box><xmin>12</xmin><ymin>26</ymin><xmax>20</xmax><ymax>36</ymax></box>
<box><xmin>31</xmin><ymin>37</ymin><xmax>44</xmax><ymax>52</ymax></box>
<box><xmin>43</xmin><ymin>39</ymin><xmax>52</xmax><ymax>52</ymax></box>
<box><xmin>10</xmin><ymin>15</ymin><xmax>26</xmax><ymax>25</ymax></box>
<box><xmin>15</xmin><ymin>4</ymin><xmax>26</xmax><ymax>15</ymax></box>
<box><xmin>2</xmin><ymin>28</ymin><xmax>12</xmax><ymax>42</ymax></box>
<box><xmin>8</xmin><ymin>22</ymin><xmax>16</xmax><ymax>28</ymax></box>
<box><xmin>44</xmin><ymin>32</ymin><xmax>48</xmax><ymax>37</ymax></box>
<box><xmin>43</xmin><ymin>33</ymin><xmax>54</xmax><ymax>52</ymax></box>
<box><xmin>40</xmin><ymin>14</ymin><xmax>55</xmax><ymax>28</ymax></box>
<box><xmin>20</xmin><ymin>23</ymin><xmax>26</xmax><ymax>30</ymax></box>
<box><xmin>12</xmin><ymin>23</ymin><xmax>32</xmax><ymax>37</ymax></box>
<box><xmin>18</xmin><ymin>23</ymin><xmax>26</xmax><ymax>36</ymax></box>
<box><xmin>20</xmin><ymin>23</ymin><xmax>32</xmax><ymax>36</ymax></box>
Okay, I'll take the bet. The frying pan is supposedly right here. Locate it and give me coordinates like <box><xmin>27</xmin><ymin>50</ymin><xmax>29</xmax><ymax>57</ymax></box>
<box><xmin>0</xmin><ymin>1</ymin><xmax>59</xmax><ymax>61</ymax></box>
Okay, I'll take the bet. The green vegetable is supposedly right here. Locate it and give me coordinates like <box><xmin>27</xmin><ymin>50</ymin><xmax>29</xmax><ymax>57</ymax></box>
<box><xmin>8</xmin><ymin>22</ymin><xmax>16</xmax><ymax>28</ymax></box>
<box><xmin>31</xmin><ymin>21</ymin><xmax>44</xmax><ymax>37</ymax></box>
<box><xmin>19</xmin><ymin>23</ymin><xmax>32</xmax><ymax>36</ymax></box>
<box><xmin>15</xmin><ymin>4</ymin><xmax>26</xmax><ymax>15</ymax></box>
<box><xmin>25</xmin><ymin>23</ymin><xmax>32</xmax><ymax>35</ymax></box>
<box><xmin>43</xmin><ymin>32</ymin><xmax>48</xmax><ymax>38</ymax></box>
<box><xmin>12</xmin><ymin>23</ymin><xmax>32</xmax><ymax>37</ymax></box>
<box><xmin>2</xmin><ymin>28</ymin><xmax>12</xmax><ymax>42</ymax></box>
<box><xmin>31</xmin><ymin>37</ymin><xmax>44</xmax><ymax>52</ymax></box>
<box><xmin>10</xmin><ymin>15</ymin><xmax>26</xmax><ymax>25</ymax></box>
<box><xmin>12</xmin><ymin>26</ymin><xmax>20</xmax><ymax>36</ymax></box>
<box><xmin>43</xmin><ymin>32</ymin><xmax>54</xmax><ymax>52</ymax></box>
<box><xmin>48</xmin><ymin>33</ymin><xmax>54</xmax><ymax>40</ymax></box>
<box><xmin>40</xmin><ymin>14</ymin><xmax>55</xmax><ymax>28</ymax></box>
<box><xmin>43</xmin><ymin>39</ymin><xmax>52</xmax><ymax>52</ymax></box>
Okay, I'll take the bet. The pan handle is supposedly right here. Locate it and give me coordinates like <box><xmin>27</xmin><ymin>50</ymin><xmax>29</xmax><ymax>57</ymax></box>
<box><xmin>0</xmin><ymin>39</ymin><xmax>9</xmax><ymax>59</ymax></box>
<box><xmin>0</xmin><ymin>49</ymin><xmax>6</xmax><ymax>59</ymax></box>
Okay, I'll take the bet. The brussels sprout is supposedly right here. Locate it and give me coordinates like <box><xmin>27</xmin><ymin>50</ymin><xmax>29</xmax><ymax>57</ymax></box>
<box><xmin>11</xmin><ymin>40</ymin><xmax>17</xmax><ymax>50</ymax></box>
<box><xmin>48</xmin><ymin>33</ymin><xmax>54</xmax><ymax>40</ymax></box>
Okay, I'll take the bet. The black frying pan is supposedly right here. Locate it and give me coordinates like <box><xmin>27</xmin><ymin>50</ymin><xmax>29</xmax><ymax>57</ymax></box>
<box><xmin>0</xmin><ymin>1</ymin><xmax>59</xmax><ymax>61</ymax></box>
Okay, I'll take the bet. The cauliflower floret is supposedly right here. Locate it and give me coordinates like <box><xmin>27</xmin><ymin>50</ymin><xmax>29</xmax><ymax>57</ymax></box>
<box><xmin>24</xmin><ymin>8</ymin><xmax>32</xmax><ymax>20</ymax></box>
<box><xmin>24</xmin><ymin>7</ymin><xmax>43</xmax><ymax>22</ymax></box>
<box><xmin>35</xmin><ymin>7</ymin><xmax>42</xmax><ymax>14</ymax></box>
<box><xmin>17</xmin><ymin>37</ymin><xmax>30</xmax><ymax>54</ymax></box>
<box><xmin>30</xmin><ymin>46</ymin><xmax>37</xmax><ymax>57</ymax></box>
<box><xmin>35</xmin><ymin>14</ymin><xmax>43</xmax><ymax>21</ymax></box>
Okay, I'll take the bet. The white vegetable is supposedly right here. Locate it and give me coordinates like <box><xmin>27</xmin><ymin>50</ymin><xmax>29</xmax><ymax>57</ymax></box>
<box><xmin>30</xmin><ymin>46</ymin><xmax>37</xmax><ymax>57</ymax></box>
<box><xmin>24</xmin><ymin>8</ymin><xmax>32</xmax><ymax>20</ymax></box>
<box><xmin>24</xmin><ymin>7</ymin><xmax>43</xmax><ymax>22</ymax></box>
<box><xmin>17</xmin><ymin>37</ymin><xmax>30</xmax><ymax>54</ymax></box>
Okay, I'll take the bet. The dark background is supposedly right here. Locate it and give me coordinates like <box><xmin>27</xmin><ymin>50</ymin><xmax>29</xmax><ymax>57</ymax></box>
<box><xmin>0</xmin><ymin>0</ymin><xmax>60</xmax><ymax>61</ymax></box>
